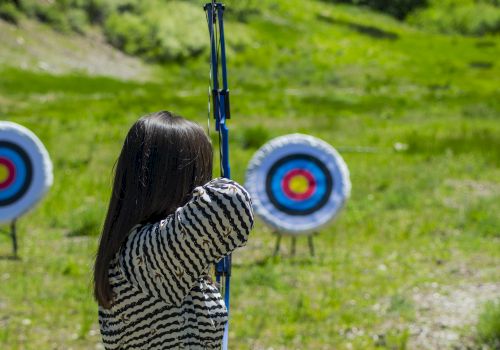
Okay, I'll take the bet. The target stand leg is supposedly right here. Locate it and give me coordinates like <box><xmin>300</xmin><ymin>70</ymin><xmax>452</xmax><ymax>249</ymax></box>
<box><xmin>273</xmin><ymin>233</ymin><xmax>316</xmax><ymax>257</ymax></box>
<box><xmin>273</xmin><ymin>233</ymin><xmax>282</xmax><ymax>257</ymax></box>
<box><xmin>10</xmin><ymin>219</ymin><xmax>18</xmax><ymax>258</ymax></box>
<box><xmin>291</xmin><ymin>237</ymin><xmax>296</xmax><ymax>256</ymax></box>
<box><xmin>308</xmin><ymin>234</ymin><xmax>315</xmax><ymax>257</ymax></box>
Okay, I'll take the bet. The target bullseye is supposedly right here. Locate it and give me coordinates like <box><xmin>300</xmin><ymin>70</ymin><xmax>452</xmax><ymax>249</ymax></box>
<box><xmin>246</xmin><ymin>134</ymin><xmax>350</xmax><ymax>235</ymax></box>
<box><xmin>282</xmin><ymin>169</ymin><xmax>316</xmax><ymax>200</ymax></box>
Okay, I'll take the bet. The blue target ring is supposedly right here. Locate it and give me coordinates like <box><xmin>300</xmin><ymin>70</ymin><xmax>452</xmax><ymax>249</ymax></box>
<box><xmin>267</xmin><ymin>154</ymin><xmax>332</xmax><ymax>214</ymax></box>
<box><xmin>0</xmin><ymin>141</ymin><xmax>33</xmax><ymax>206</ymax></box>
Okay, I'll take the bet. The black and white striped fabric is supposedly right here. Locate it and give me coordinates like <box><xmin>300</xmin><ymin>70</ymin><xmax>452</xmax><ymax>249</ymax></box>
<box><xmin>98</xmin><ymin>178</ymin><xmax>254</xmax><ymax>350</ymax></box>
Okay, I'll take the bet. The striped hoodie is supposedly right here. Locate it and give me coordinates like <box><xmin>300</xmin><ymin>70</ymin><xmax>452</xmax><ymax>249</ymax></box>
<box><xmin>98</xmin><ymin>178</ymin><xmax>254</xmax><ymax>349</ymax></box>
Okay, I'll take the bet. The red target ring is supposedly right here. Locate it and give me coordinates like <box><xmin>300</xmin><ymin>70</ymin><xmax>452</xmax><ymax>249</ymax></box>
<box><xmin>282</xmin><ymin>169</ymin><xmax>316</xmax><ymax>200</ymax></box>
<box><xmin>0</xmin><ymin>157</ymin><xmax>16</xmax><ymax>190</ymax></box>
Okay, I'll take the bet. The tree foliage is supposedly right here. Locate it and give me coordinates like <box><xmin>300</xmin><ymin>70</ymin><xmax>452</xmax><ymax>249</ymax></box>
<box><xmin>323</xmin><ymin>0</ymin><xmax>428</xmax><ymax>19</ymax></box>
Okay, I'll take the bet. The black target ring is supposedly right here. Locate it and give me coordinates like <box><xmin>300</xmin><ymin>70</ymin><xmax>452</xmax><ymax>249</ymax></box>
<box><xmin>0</xmin><ymin>141</ymin><xmax>33</xmax><ymax>206</ymax></box>
<box><xmin>265</xmin><ymin>154</ymin><xmax>333</xmax><ymax>216</ymax></box>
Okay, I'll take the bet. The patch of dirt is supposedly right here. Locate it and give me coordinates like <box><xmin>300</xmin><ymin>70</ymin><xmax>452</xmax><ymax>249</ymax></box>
<box><xmin>440</xmin><ymin>179</ymin><xmax>500</xmax><ymax>210</ymax></box>
<box><xmin>408</xmin><ymin>283</ymin><xmax>500</xmax><ymax>349</ymax></box>
<box><xmin>0</xmin><ymin>19</ymin><xmax>152</xmax><ymax>80</ymax></box>
<box><xmin>444</xmin><ymin>179</ymin><xmax>500</xmax><ymax>199</ymax></box>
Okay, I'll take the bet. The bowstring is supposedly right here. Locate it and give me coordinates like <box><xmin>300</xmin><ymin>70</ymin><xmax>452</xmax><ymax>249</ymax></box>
<box><xmin>206</xmin><ymin>2</ymin><xmax>227</xmax><ymax>295</ymax></box>
<box><xmin>215</xmin><ymin>15</ymin><xmax>224</xmax><ymax>179</ymax></box>
<box><xmin>205</xmin><ymin>10</ymin><xmax>212</xmax><ymax>140</ymax></box>
<box><xmin>213</xmin><ymin>5</ymin><xmax>226</xmax><ymax>298</ymax></box>
<box><xmin>205</xmin><ymin>5</ymin><xmax>224</xmax><ymax>179</ymax></box>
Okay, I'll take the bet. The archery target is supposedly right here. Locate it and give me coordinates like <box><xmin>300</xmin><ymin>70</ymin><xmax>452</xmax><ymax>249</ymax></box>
<box><xmin>245</xmin><ymin>134</ymin><xmax>350</xmax><ymax>235</ymax></box>
<box><xmin>0</xmin><ymin>122</ymin><xmax>53</xmax><ymax>223</ymax></box>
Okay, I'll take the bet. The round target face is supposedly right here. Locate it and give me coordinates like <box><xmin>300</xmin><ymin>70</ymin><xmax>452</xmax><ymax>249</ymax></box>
<box><xmin>0</xmin><ymin>122</ymin><xmax>53</xmax><ymax>223</ymax></box>
<box><xmin>245</xmin><ymin>134</ymin><xmax>350</xmax><ymax>235</ymax></box>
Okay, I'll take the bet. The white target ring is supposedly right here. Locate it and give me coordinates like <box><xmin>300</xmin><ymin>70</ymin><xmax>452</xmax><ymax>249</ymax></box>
<box><xmin>0</xmin><ymin>122</ymin><xmax>53</xmax><ymax>223</ymax></box>
<box><xmin>245</xmin><ymin>134</ymin><xmax>350</xmax><ymax>235</ymax></box>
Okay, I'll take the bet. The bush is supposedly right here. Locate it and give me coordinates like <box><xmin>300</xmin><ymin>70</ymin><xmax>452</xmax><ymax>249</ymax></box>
<box><xmin>20</xmin><ymin>1</ymin><xmax>72</xmax><ymax>32</ymax></box>
<box><xmin>81</xmin><ymin>0</ymin><xmax>112</xmax><ymax>24</ymax></box>
<box><xmin>408</xmin><ymin>3</ymin><xmax>500</xmax><ymax>35</ymax></box>
<box><xmin>36</xmin><ymin>6</ymin><xmax>70</xmax><ymax>32</ymax></box>
<box><xmin>143</xmin><ymin>1</ymin><xmax>206</xmax><ymax>62</ymax></box>
<box><xmin>13</xmin><ymin>0</ymin><xmax>244</xmax><ymax>62</ymax></box>
<box><xmin>0</xmin><ymin>2</ymin><xmax>20</xmax><ymax>24</ymax></box>
<box><xmin>67</xmin><ymin>8</ymin><xmax>89</xmax><ymax>34</ymax></box>
<box><xmin>476</xmin><ymin>299</ymin><xmax>500</xmax><ymax>348</ymax></box>
<box><xmin>104</xmin><ymin>12</ymin><xmax>155</xmax><ymax>56</ymax></box>
<box><xmin>20</xmin><ymin>1</ymin><xmax>93</xmax><ymax>32</ymax></box>
<box><xmin>325</xmin><ymin>0</ymin><xmax>428</xmax><ymax>19</ymax></box>
<box><xmin>104</xmin><ymin>1</ymin><xmax>206</xmax><ymax>62</ymax></box>
<box><xmin>81</xmin><ymin>0</ymin><xmax>140</xmax><ymax>24</ymax></box>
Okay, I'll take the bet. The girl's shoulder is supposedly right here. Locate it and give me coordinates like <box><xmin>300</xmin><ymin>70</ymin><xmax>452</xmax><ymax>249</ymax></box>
<box><xmin>193</xmin><ymin>177</ymin><xmax>252</xmax><ymax>205</ymax></box>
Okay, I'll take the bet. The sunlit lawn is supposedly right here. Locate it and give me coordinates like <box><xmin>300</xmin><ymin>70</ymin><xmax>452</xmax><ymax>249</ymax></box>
<box><xmin>0</xmin><ymin>1</ymin><xmax>499</xmax><ymax>349</ymax></box>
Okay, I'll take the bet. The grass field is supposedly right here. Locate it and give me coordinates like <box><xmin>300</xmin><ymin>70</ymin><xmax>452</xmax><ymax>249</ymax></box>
<box><xmin>0</xmin><ymin>0</ymin><xmax>499</xmax><ymax>349</ymax></box>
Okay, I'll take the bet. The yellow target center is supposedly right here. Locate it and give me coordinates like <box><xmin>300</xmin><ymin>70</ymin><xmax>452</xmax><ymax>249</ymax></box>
<box><xmin>0</xmin><ymin>164</ymin><xmax>9</xmax><ymax>183</ymax></box>
<box><xmin>289</xmin><ymin>175</ymin><xmax>309</xmax><ymax>194</ymax></box>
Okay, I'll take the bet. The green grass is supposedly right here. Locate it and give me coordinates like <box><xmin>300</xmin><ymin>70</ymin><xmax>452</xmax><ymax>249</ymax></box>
<box><xmin>0</xmin><ymin>0</ymin><xmax>499</xmax><ymax>349</ymax></box>
<box><xmin>477</xmin><ymin>299</ymin><xmax>500</xmax><ymax>348</ymax></box>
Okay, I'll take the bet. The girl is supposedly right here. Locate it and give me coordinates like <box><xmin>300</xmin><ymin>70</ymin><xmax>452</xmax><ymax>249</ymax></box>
<box><xmin>93</xmin><ymin>111</ymin><xmax>254</xmax><ymax>349</ymax></box>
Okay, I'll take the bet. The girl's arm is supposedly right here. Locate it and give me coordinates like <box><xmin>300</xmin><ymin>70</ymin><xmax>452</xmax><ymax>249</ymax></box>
<box><xmin>118</xmin><ymin>177</ymin><xmax>254</xmax><ymax>306</ymax></box>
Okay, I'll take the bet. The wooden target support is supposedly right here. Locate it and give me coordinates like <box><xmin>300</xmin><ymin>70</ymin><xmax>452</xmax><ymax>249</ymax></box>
<box><xmin>0</xmin><ymin>219</ymin><xmax>18</xmax><ymax>258</ymax></box>
<box><xmin>273</xmin><ymin>232</ymin><xmax>316</xmax><ymax>257</ymax></box>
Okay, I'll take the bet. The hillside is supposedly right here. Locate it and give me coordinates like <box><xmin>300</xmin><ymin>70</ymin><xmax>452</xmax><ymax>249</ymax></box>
<box><xmin>0</xmin><ymin>19</ymin><xmax>151</xmax><ymax>79</ymax></box>
<box><xmin>0</xmin><ymin>0</ymin><xmax>499</xmax><ymax>349</ymax></box>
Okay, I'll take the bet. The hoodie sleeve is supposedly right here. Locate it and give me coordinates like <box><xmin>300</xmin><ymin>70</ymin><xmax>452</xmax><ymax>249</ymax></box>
<box><xmin>119</xmin><ymin>177</ymin><xmax>254</xmax><ymax>306</ymax></box>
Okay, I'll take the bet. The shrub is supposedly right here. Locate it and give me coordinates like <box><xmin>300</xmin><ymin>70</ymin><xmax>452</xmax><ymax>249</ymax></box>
<box><xmin>408</xmin><ymin>3</ymin><xmax>500</xmax><ymax>35</ymax></box>
<box><xmin>476</xmin><ymin>299</ymin><xmax>500</xmax><ymax>348</ymax></box>
<box><xmin>324</xmin><ymin>0</ymin><xmax>428</xmax><ymax>19</ymax></box>
<box><xmin>14</xmin><ymin>0</ymin><xmax>246</xmax><ymax>61</ymax></box>
<box><xmin>67</xmin><ymin>8</ymin><xmax>89</xmax><ymax>34</ymax></box>
<box><xmin>81</xmin><ymin>0</ymin><xmax>112</xmax><ymax>24</ymax></box>
<box><xmin>20</xmin><ymin>1</ymin><xmax>71</xmax><ymax>32</ymax></box>
<box><xmin>143</xmin><ymin>1</ymin><xmax>206</xmax><ymax>62</ymax></box>
<box><xmin>0</xmin><ymin>2</ymin><xmax>20</xmax><ymax>24</ymax></box>
<box><xmin>104</xmin><ymin>1</ymin><xmax>206</xmax><ymax>62</ymax></box>
<box><xmin>81</xmin><ymin>0</ymin><xmax>140</xmax><ymax>24</ymax></box>
<box><xmin>17</xmin><ymin>0</ymin><xmax>134</xmax><ymax>31</ymax></box>
<box><xmin>104</xmin><ymin>12</ymin><xmax>155</xmax><ymax>56</ymax></box>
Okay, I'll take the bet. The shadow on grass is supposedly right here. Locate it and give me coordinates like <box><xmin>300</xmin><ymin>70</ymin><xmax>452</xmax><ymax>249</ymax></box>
<box><xmin>316</xmin><ymin>13</ymin><xmax>399</xmax><ymax>40</ymax></box>
<box><xmin>232</xmin><ymin>255</ymin><xmax>279</xmax><ymax>268</ymax></box>
<box><xmin>0</xmin><ymin>254</ymin><xmax>21</xmax><ymax>261</ymax></box>
<box><xmin>475</xmin><ymin>40</ymin><xmax>496</xmax><ymax>48</ymax></box>
<box><xmin>233</xmin><ymin>253</ymin><xmax>316</xmax><ymax>268</ymax></box>
<box><xmin>67</xmin><ymin>223</ymin><xmax>99</xmax><ymax>237</ymax></box>
<box><xmin>469</xmin><ymin>61</ymin><xmax>494</xmax><ymax>69</ymax></box>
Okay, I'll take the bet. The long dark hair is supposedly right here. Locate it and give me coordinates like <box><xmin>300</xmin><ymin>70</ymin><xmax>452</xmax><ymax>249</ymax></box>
<box><xmin>94</xmin><ymin>111</ymin><xmax>213</xmax><ymax>308</ymax></box>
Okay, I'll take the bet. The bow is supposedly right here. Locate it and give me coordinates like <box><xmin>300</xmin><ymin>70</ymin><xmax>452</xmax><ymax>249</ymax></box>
<box><xmin>204</xmin><ymin>2</ymin><xmax>232</xmax><ymax>349</ymax></box>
